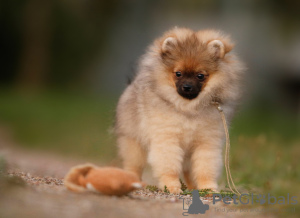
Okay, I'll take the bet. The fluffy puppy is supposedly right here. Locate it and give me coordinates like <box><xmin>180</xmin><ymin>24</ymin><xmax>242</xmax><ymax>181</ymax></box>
<box><xmin>115</xmin><ymin>27</ymin><xmax>245</xmax><ymax>194</ymax></box>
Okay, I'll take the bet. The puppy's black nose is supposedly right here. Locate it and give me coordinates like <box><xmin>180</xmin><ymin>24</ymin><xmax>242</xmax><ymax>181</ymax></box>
<box><xmin>182</xmin><ymin>84</ymin><xmax>193</xmax><ymax>92</ymax></box>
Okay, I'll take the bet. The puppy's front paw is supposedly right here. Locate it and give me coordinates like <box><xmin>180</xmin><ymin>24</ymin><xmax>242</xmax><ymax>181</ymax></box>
<box><xmin>197</xmin><ymin>185</ymin><xmax>219</xmax><ymax>197</ymax></box>
<box><xmin>198</xmin><ymin>183</ymin><xmax>218</xmax><ymax>192</ymax></box>
<box><xmin>158</xmin><ymin>174</ymin><xmax>181</xmax><ymax>194</ymax></box>
<box><xmin>167</xmin><ymin>186</ymin><xmax>182</xmax><ymax>194</ymax></box>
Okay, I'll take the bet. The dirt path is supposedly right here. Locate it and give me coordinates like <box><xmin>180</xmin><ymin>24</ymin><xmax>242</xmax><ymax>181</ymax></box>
<box><xmin>0</xmin><ymin>133</ymin><xmax>273</xmax><ymax>218</ymax></box>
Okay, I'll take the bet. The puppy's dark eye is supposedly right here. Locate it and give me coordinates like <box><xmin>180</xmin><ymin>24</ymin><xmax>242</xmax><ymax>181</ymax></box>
<box><xmin>175</xmin><ymin>71</ymin><xmax>182</xmax><ymax>77</ymax></box>
<box><xmin>197</xmin><ymin>74</ymin><xmax>205</xmax><ymax>81</ymax></box>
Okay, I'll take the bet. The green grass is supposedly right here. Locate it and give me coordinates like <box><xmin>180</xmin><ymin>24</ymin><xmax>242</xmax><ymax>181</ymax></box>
<box><xmin>0</xmin><ymin>90</ymin><xmax>118</xmax><ymax>161</ymax></box>
<box><xmin>231</xmin><ymin>102</ymin><xmax>299</xmax><ymax>142</ymax></box>
<box><xmin>225</xmin><ymin>104</ymin><xmax>300</xmax><ymax>216</ymax></box>
<box><xmin>164</xmin><ymin>185</ymin><xmax>170</xmax><ymax>194</ymax></box>
<box><xmin>146</xmin><ymin>184</ymin><xmax>236</xmax><ymax>198</ymax></box>
<box><xmin>181</xmin><ymin>188</ymin><xmax>236</xmax><ymax>198</ymax></box>
<box><xmin>180</xmin><ymin>178</ymin><xmax>188</xmax><ymax>191</ymax></box>
<box><xmin>145</xmin><ymin>185</ymin><xmax>159</xmax><ymax>192</ymax></box>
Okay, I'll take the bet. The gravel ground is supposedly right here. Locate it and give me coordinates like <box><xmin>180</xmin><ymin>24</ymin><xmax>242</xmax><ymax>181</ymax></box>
<box><xmin>0</xmin><ymin>135</ymin><xmax>274</xmax><ymax>218</ymax></box>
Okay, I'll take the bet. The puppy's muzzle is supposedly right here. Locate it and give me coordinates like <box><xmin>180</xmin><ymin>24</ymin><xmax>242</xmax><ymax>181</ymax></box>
<box><xmin>182</xmin><ymin>84</ymin><xmax>193</xmax><ymax>92</ymax></box>
<box><xmin>178</xmin><ymin>83</ymin><xmax>200</xmax><ymax>100</ymax></box>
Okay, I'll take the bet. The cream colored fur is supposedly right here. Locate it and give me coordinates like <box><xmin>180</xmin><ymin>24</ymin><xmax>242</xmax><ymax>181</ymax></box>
<box><xmin>115</xmin><ymin>28</ymin><xmax>245</xmax><ymax>194</ymax></box>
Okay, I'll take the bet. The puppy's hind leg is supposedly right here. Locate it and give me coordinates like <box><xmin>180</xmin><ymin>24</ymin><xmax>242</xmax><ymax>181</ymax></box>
<box><xmin>118</xmin><ymin>136</ymin><xmax>146</xmax><ymax>179</ymax></box>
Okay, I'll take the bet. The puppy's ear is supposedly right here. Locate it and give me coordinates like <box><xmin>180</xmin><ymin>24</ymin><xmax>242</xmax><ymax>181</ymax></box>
<box><xmin>207</xmin><ymin>39</ymin><xmax>233</xmax><ymax>59</ymax></box>
<box><xmin>161</xmin><ymin>37</ymin><xmax>177</xmax><ymax>53</ymax></box>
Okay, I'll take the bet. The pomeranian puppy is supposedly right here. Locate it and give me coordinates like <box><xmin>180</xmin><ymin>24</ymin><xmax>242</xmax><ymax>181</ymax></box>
<box><xmin>115</xmin><ymin>27</ymin><xmax>245</xmax><ymax>194</ymax></box>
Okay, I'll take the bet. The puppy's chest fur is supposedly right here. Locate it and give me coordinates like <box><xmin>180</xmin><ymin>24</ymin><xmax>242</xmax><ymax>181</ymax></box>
<box><xmin>140</xmin><ymin>99</ymin><xmax>218</xmax><ymax>149</ymax></box>
<box><xmin>177</xmin><ymin>116</ymin><xmax>202</xmax><ymax>148</ymax></box>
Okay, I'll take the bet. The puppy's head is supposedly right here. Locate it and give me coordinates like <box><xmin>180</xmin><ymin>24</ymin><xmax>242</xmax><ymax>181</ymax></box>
<box><xmin>158</xmin><ymin>28</ymin><xmax>234</xmax><ymax>101</ymax></box>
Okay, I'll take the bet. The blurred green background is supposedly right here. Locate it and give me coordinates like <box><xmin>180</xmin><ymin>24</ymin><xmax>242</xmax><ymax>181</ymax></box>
<box><xmin>0</xmin><ymin>0</ymin><xmax>299</xmax><ymax>214</ymax></box>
